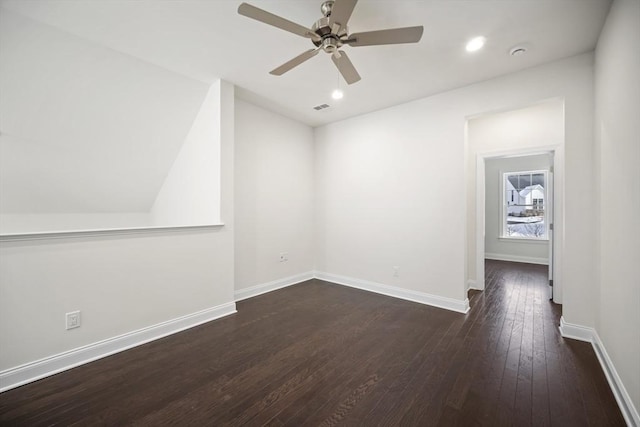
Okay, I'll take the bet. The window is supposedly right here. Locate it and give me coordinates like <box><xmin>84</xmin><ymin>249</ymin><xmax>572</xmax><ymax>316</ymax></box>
<box><xmin>502</xmin><ymin>170</ymin><xmax>548</xmax><ymax>239</ymax></box>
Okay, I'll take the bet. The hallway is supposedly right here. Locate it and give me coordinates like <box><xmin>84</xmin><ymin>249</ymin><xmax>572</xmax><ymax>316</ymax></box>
<box><xmin>468</xmin><ymin>259</ymin><xmax>623</xmax><ymax>425</ymax></box>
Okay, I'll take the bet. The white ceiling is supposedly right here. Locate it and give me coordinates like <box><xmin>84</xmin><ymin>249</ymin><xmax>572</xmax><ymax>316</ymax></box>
<box><xmin>1</xmin><ymin>0</ymin><xmax>611</xmax><ymax>127</ymax></box>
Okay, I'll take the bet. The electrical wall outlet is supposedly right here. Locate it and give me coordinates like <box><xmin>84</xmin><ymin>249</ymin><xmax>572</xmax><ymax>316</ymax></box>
<box><xmin>279</xmin><ymin>252</ymin><xmax>289</xmax><ymax>262</ymax></box>
<box><xmin>66</xmin><ymin>311</ymin><xmax>81</xmax><ymax>330</ymax></box>
<box><xmin>393</xmin><ymin>266</ymin><xmax>400</xmax><ymax>277</ymax></box>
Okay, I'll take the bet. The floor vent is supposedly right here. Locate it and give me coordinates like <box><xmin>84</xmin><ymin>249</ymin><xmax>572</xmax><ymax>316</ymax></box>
<box><xmin>313</xmin><ymin>103</ymin><xmax>330</xmax><ymax>110</ymax></box>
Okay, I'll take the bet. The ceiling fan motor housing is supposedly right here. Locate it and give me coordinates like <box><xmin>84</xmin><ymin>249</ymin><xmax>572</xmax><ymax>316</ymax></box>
<box><xmin>312</xmin><ymin>17</ymin><xmax>348</xmax><ymax>51</ymax></box>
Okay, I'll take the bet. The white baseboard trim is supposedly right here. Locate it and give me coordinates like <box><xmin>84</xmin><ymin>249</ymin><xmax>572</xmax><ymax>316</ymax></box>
<box><xmin>558</xmin><ymin>316</ymin><xmax>595</xmax><ymax>342</ymax></box>
<box><xmin>485</xmin><ymin>252</ymin><xmax>549</xmax><ymax>265</ymax></box>
<box><xmin>559</xmin><ymin>316</ymin><xmax>639</xmax><ymax>427</ymax></box>
<box><xmin>314</xmin><ymin>271</ymin><xmax>469</xmax><ymax>314</ymax></box>
<box><xmin>592</xmin><ymin>333</ymin><xmax>640</xmax><ymax>427</ymax></box>
<box><xmin>234</xmin><ymin>271</ymin><xmax>314</xmax><ymax>302</ymax></box>
<box><xmin>466</xmin><ymin>279</ymin><xmax>482</xmax><ymax>291</ymax></box>
<box><xmin>0</xmin><ymin>302</ymin><xmax>237</xmax><ymax>393</ymax></box>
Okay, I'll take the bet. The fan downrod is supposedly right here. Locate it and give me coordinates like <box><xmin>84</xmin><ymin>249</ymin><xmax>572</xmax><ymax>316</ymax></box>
<box><xmin>320</xmin><ymin>1</ymin><xmax>334</xmax><ymax>17</ymax></box>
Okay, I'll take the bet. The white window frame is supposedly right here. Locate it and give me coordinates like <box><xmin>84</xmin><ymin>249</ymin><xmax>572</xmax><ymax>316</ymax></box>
<box><xmin>501</xmin><ymin>169</ymin><xmax>549</xmax><ymax>240</ymax></box>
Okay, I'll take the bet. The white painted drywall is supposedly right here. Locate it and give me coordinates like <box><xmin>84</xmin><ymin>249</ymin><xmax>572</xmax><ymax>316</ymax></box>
<box><xmin>315</xmin><ymin>54</ymin><xmax>594</xmax><ymax>326</ymax></box>
<box><xmin>151</xmin><ymin>83</ymin><xmax>222</xmax><ymax>226</ymax></box>
<box><xmin>0</xmin><ymin>82</ymin><xmax>236</xmax><ymax>372</ymax></box>
<box><xmin>484</xmin><ymin>155</ymin><xmax>552</xmax><ymax>264</ymax></box>
<box><xmin>594</xmin><ymin>0</ymin><xmax>640</xmax><ymax>415</ymax></box>
<box><xmin>0</xmin><ymin>10</ymin><xmax>217</xmax><ymax>233</ymax></box>
<box><xmin>234</xmin><ymin>100</ymin><xmax>315</xmax><ymax>291</ymax></box>
<box><xmin>315</xmin><ymin>102</ymin><xmax>467</xmax><ymax>302</ymax></box>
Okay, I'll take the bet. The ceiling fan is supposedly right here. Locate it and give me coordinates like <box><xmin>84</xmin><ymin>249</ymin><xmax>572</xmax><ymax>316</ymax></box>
<box><xmin>238</xmin><ymin>0</ymin><xmax>424</xmax><ymax>85</ymax></box>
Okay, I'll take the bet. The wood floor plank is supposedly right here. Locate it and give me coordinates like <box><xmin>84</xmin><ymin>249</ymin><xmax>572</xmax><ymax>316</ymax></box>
<box><xmin>273</xmin><ymin>308</ymin><xmax>444</xmax><ymax>426</ymax></box>
<box><xmin>0</xmin><ymin>263</ymin><xmax>625</xmax><ymax>426</ymax></box>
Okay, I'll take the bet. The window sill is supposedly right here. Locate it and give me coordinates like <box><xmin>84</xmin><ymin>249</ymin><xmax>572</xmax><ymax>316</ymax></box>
<box><xmin>498</xmin><ymin>236</ymin><xmax>549</xmax><ymax>244</ymax></box>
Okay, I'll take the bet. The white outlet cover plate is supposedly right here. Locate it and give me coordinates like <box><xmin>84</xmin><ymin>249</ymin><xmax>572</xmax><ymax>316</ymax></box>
<box><xmin>66</xmin><ymin>311</ymin><xmax>81</xmax><ymax>330</ymax></box>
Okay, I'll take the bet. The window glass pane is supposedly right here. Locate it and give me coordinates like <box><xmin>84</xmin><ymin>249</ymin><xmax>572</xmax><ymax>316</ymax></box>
<box><xmin>532</xmin><ymin>173</ymin><xmax>544</xmax><ymax>187</ymax></box>
<box><xmin>518</xmin><ymin>173</ymin><xmax>532</xmax><ymax>189</ymax></box>
<box><xmin>504</xmin><ymin>171</ymin><xmax>546</xmax><ymax>238</ymax></box>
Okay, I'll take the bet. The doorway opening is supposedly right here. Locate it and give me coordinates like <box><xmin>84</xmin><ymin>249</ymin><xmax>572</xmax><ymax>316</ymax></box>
<box><xmin>483</xmin><ymin>153</ymin><xmax>554</xmax><ymax>299</ymax></box>
<box><xmin>465</xmin><ymin>98</ymin><xmax>564</xmax><ymax>306</ymax></box>
<box><xmin>472</xmin><ymin>145</ymin><xmax>563</xmax><ymax>306</ymax></box>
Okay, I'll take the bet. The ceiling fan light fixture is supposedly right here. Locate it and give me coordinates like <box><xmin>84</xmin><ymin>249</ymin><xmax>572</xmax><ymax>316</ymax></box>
<box><xmin>465</xmin><ymin>36</ymin><xmax>486</xmax><ymax>52</ymax></box>
<box><xmin>331</xmin><ymin>89</ymin><xmax>344</xmax><ymax>100</ymax></box>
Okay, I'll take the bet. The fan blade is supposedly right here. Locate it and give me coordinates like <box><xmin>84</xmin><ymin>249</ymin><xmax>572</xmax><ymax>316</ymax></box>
<box><xmin>238</xmin><ymin>3</ymin><xmax>317</xmax><ymax>39</ymax></box>
<box><xmin>331</xmin><ymin>51</ymin><xmax>361</xmax><ymax>85</ymax></box>
<box><xmin>329</xmin><ymin>0</ymin><xmax>358</xmax><ymax>30</ymax></box>
<box><xmin>346</xmin><ymin>26</ymin><xmax>424</xmax><ymax>46</ymax></box>
<box><xmin>270</xmin><ymin>48</ymin><xmax>321</xmax><ymax>76</ymax></box>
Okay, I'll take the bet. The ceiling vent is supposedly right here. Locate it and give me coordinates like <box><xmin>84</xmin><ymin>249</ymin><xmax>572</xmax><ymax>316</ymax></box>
<box><xmin>313</xmin><ymin>103</ymin><xmax>330</xmax><ymax>111</ymax></box>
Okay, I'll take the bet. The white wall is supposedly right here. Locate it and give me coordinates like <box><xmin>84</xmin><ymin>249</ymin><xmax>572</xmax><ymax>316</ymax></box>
<box><xmin>484</xmin><ymin>154</ymin><xmax>552</xmax><ymax>265</ymax></box>
<box><xmin>0</xmin><ymin>82</ymin><xmax>236</xmax><ymax>372</ymax></box>
<box><xmin>315</xmin><ymin>103</ymin><xmax>466</xmax><ymax>302</ymax></box>
<box><xmin>151</xmin><ymin>82</ymin><xmax>222</xmax><ymax>227</ymax></box>
<box><xmin>234</xmin><ymin>100</ymin><xmax>315</xmax><ymax>292</ymax></box>
<box><xmin>594</xmin><ymin>0</ymin><xmax>640</xmax><ymax>416</ymax></box>
<box><xmin>1</xmin><ymin>78</ymin><xmax>223</xmax><ymax>235</ymax></box>
<box><xmin>0</xmin><ymin>9</ymin><xmax>214</xmax><ymax>234</ymax></box>
<box><xmin>315</xmin><ymin>54</ymin><xmax>594</xmax><ymax>325</ymax></box>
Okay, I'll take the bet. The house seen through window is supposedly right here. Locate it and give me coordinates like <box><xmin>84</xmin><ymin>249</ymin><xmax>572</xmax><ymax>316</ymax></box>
<box><xmin>503</xmin><ymin>170</ymin><xmax>548</xmax><ymax>239</ymax></box>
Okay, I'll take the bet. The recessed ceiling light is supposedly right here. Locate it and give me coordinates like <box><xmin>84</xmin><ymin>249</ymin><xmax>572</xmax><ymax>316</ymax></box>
<box><xmin>331</xmin><ymin>89</ymin><xmax>344</xmax><ymax>100</ymax></box>
<box><xmin>466</xmin><ymin>36</ymin><xmax>486</xmax><ymax>52</ymax></box>
<box><xmin>510</xmin><ymin>46</ymin><xmax>527</xmax><ymax>56</ymax></box>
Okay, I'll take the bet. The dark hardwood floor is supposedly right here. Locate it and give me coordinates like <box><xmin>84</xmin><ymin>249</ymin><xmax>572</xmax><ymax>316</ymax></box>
<box><xmin>0</xmin><ymin>260</ymin><xmax>624</xmax><ymax>426</ymax></box>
